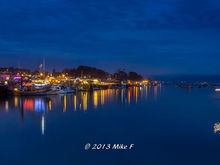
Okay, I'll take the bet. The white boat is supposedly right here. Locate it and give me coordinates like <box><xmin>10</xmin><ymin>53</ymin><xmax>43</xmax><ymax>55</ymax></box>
<box><xmin>48</xmin><ymin>86</ymin><xmax>75</xmax><ymax>95</ymax></box>
<box><xmin>50</xmin><ymin>86</ymin><xmax>67</xmax><ymax>94</ymax></box>
<box><xmin>215</xmin><ymin>88</ymin><xmax>220</xmax><ymax>92</ymax></box>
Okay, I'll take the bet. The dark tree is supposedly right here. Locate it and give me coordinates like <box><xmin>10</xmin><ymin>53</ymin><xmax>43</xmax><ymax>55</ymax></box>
<box><xmin>0</xmin><ymin>67</ymin><xmax>31</xmax><ymax>74</ymax></box>
<box><xmin>113</xmin><ymin>69</ymin><xmax>128</xmax><ymax>81</ymax></box>
<box><xmin>63</xmin><ymin>68</ymin><xmax>77</xmax><ymax>77</ymax></box>
<box><xmin>63</xmin><ymin>66</ymin><xmax>109</xmax><ymax>79</ymax></box>
<box><xmin>128</xmin><ymin>72</ymin><xmax>143</xmax><ymax>81</ymax></box>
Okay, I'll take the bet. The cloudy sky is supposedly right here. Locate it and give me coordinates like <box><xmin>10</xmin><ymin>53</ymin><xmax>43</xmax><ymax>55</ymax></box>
<box><xmin>0</xmin><ymin>0</ymin><xmax>220</xmax><ymax>75</ymax></box>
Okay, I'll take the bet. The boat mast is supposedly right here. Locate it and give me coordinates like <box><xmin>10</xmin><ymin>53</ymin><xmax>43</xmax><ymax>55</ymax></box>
<box><xmin>43</xmin><ymin>58</ymin><xmax>46</xmax><ymax>75</ymax></box>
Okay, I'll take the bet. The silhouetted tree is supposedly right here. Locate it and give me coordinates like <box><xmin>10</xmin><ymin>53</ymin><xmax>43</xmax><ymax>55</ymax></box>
<box><xmin>63</xmin><ymin>66</ymin><xmax>109</xmax><ymax>79</ymax></box>
<box><xmin>113</xmin><ymin>69</ymin><xmax>128</xmax><ymax>81</ymax></box>
<box><xmin>128</xmin><ymin>72</ymin><xmax>143</xmax><ymax>81</ymax></box>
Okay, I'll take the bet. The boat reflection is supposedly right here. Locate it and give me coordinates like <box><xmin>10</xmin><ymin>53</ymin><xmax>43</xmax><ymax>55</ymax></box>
<box><xmin>0</xmin><ymin>86</ymin><xmax>162</xmax><ymax>113</ymax></box>
<box><xmin>0</xmin><ymin>87</ymin><xmax>162</xmax><ymax>135</ymax></box>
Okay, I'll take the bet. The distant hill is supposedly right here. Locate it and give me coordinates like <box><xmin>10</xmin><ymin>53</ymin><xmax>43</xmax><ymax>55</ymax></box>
<box><xmin>151</xmin><ymin>75</ymin><xmax>220</xmax><ymax>83</ymax></box>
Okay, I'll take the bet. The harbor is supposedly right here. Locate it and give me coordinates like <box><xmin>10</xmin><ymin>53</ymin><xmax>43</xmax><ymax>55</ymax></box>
<box><xmin>1</xmin><ymin>83</ymin><xmax>220</xmax><ymax>165</ymax></box>
<box><xmin>2</xmin><ymin>65</ymin><xmax>220</xmax><ymax>97</ymax></box>
<box><xmin>0</xmin><ymin>66</ymin><xmax>154</xmax><ymax>96</ymax></box>
<box><xmin>1</xmin><ymin>0</ymin><xmax>220</xmax><ymax>164</ymax></box>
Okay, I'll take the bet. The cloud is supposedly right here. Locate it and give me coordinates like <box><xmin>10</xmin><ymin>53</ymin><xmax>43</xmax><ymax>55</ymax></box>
<box><xmin>0</xmin><ymin>0</ymin><xmax>220</xmax><ymax>74</ymax></box>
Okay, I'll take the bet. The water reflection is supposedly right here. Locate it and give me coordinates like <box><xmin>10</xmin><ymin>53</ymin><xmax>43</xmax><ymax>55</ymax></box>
<box><xmin>73</xmin><ymin>95</ymin><xmax>77</xmax><ymax>111</ymax></box>
<box><xmin>63</xmin><ymin>95</ymin><xmax>67</xmax><ymax>112</ymax></box>
<box><xmin>0</xmin><ymin>87</ymin><xmax>161</xmax><ymax>135</ymax></box>
<box><xmin>82</xmin><ymin>92</ymin><xmax>88</xmax><ymax>111</ymax></box>
<box><xmin>21</xmin><ymin>98</ymin><xmax>47</xmax><ymax>112</ymax></box>
<box><xmin>0</xmin><ymin>86</ymin><xmax>162</xmax><ymax>113</ymax></box>
<box><xmin>93</xmin><ymin>91</ymin><xmax>98</xmax><ymax>108</ymax></box>
<box><xmin>41</xmin><ymin>115</ymin><xmax>45</xmax><ymax>135</ymax></box>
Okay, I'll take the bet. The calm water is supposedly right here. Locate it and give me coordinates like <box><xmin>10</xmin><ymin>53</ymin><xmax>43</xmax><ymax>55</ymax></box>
<box><xmin>1</xmin><ymin>86</ymin><xmax>220</xmax><ymax>165</ymax></box>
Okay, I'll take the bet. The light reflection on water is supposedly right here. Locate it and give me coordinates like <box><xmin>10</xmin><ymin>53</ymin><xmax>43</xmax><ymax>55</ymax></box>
<box><xmin>0</xmin><ymin>86</ymin><xmax>161</xmax><ymax>113</ymax></box>
<box><xmin>1</xmin><ymin>86</ymin><xmax>220</xmax><ymax>164</ymax></box>
<box><xmin>0</xmin><ymin>86</ymin><xmax>161</xmax><ymax>135</ymax></box>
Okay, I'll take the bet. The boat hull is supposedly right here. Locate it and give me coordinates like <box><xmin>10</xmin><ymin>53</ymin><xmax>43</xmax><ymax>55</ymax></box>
<box><xmin>9</xmin><ymin>89</ymin><xmax>51</xmax><ymax>96</ymax></box>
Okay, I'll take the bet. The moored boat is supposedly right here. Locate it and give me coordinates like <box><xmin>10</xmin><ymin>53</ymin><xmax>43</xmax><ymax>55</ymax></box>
<box><xmin>8</xmin><ymin>82</ymin><xmax>51</xmax><ymax>96</ymax></box>
<box><xmin>47</xmin><ymin>86</ymin><xmax>75</xmax><ymax>95</ymax></box>
<box><xmin>9</xmin><ymin>88</ymin><xmax>51</xmax><ymax>96</ymax></box>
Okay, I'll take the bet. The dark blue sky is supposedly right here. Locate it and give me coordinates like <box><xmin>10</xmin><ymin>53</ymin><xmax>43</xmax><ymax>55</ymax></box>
<box><xmin>0</xmin><ymin>0</ymin><xmax>220</xmax><ymax>75</ymax></box>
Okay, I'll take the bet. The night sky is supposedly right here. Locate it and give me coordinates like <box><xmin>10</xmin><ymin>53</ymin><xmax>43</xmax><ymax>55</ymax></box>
<box><xmin>0</xmin><ymin>0</ymin><xmax>220</xmax><ymax>75</ymax></box>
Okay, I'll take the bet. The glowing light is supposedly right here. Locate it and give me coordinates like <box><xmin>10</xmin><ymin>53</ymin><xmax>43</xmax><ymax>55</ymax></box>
<box><xmin>101</xmin><ymin>90</ymin><xmax>105</xmax><ymax>105</ymax></box>
<box><xmin>48</xmin><ymin>100</ymin><xmax>52</xmax><ymax>111</ymax></box>
<box><xmin>14</xmin><ymin>97</ymin><xmax>18</xmax><ymax>108</ymax></box>
<box><xmin>5</xmin><ymin>101</ymin><xmax>9</xmax><ymax>112</ymax></box>
<box><xmin>34</xmin><ymin>83</ymin><xmax>48</xmax><ymax>87</ymax></box>
<box><xmin>82</xmin><ymin>93</ymin><xmax>88</xmax><ymax>111</ymax></box>
<box><xmin>128</xmin><ymin>90</ymin><xmax>131</xmax><ymax>105</ymax></box>
<box><xmin>24</xmin><ymin>99</ymin><xmax>34</xmax><ymax>111</ymax></box>
<box><xmin>214</xmin><ymin>123</ymin><xmax>220</xmax><ymax>133</ymax></box>
<box><xmin>93</xmin><ymin>79</ymin><xmax>99</xmax><ymax>84</ymax></box>
<box><xmin>35</xmin><ymin>99</ymin><xmax>46</xmax><ymax>112</ymax></box>
<box><xmin>63</xmin><ymin>96</ymin><xmax>67</xmax><ymax>112</ymax></box>
<box><xmin>93</xmin><ymin>91</ymin><xmax>98</xmax><ymax>108</ymax></box>
<box><xmin>82</xmin><ymin>80</ymin><xmax>88</xmax><ymax>84</ymax></box>
<box><xmin>73</xmin><ymin>95</ymin><xmax>77</xmax><ymax>111</ymax></box>
<box><xmin>41</xmin><ymin>115</ymin><xmax>45</xmax><ymax>135</ymax></box>
<box><xmin>142</xmin><ymin>80</ymin><xmax>149</xmax><ymax>84</ymax></box>
<box><xmin>135</xmin><ymin>87</ymin><xmax>138</xmax><ymax>103</ymax></box>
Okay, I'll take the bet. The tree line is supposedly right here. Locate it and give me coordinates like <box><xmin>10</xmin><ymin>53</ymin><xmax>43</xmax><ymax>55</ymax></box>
<box><xmin>63</xmin><ymin>65</ymin><xmax>143</xmax><ymax>81</ymax></box>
